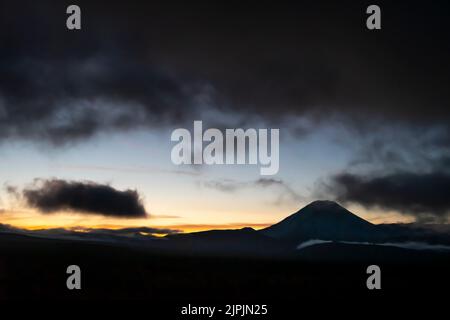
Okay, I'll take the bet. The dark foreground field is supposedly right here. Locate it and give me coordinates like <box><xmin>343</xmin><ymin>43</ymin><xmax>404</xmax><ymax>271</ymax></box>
<box><xmin>1</xmin><ymin>232</ymin><xmax>449</xmax><ymax>303</ymax></box>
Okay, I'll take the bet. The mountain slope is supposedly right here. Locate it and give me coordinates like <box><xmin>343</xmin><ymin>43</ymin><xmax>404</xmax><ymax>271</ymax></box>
<box><xmin>261</xmin><ymin>200</ymin><xmax>381</xmax><ymax>243</ymax></box>
<box><xmin>166</xmin><ymin>227</ymin><xmax>290</xmax><ymax>256</ymax></box>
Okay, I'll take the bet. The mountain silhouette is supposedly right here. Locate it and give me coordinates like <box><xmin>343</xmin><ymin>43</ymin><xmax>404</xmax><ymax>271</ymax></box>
<box><xmin>261</xmin><ymin>200</ymin><xmax>381</xmax><ymax>243</ymax></box>
<box><xmin>166</xmin><ymin>227</ymin><xmax>289</xmax><ymax>256</ymax></box>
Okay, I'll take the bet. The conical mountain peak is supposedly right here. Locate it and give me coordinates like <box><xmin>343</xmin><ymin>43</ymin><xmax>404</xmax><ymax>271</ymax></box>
<box><xmin>261</xmin><ymin>200</ymin><xmax>379</xmax><ymax>243</ymax></box>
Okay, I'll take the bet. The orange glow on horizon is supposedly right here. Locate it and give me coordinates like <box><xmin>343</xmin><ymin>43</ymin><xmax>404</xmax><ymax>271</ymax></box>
<box><xmin>11</xmin><ymin>222</ymin><xmax>273</xmax><ymax>233</ymax></box>
<box><xmin>0</xmin><ymin>208</ymin><xmax>274</xmax><ymax>234</ymax></box>
<box><xmin>0</xmin><ymin>204</ymin><xmax>415</xmax><ymax>235</ymax></box>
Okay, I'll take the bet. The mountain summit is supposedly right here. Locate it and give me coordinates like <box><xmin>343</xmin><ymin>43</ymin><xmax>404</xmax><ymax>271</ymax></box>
<box><xmin>260</xmin><ymin>200</ymin><xmax>380</xmax><ymax>243</ymax></box>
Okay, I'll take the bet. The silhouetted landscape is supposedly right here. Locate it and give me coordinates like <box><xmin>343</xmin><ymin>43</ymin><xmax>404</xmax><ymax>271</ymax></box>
<box><xmin>1</xmin><ymin>1</ymin><xmax>450</xmax><ymax>316</ymax></box>
<box><xmin>1</xmin><ymin>201</ymin><xmax>449</xmax><ymax>302</ymax></box>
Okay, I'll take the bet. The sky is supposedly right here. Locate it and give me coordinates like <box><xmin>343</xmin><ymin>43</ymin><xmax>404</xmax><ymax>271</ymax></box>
<box><xmin>0</xmin><ymin>0</ymin><xmax>449</xmax><ymax>233</ymax></box>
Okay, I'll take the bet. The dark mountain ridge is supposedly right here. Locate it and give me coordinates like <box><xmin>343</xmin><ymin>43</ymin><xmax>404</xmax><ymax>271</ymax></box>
<box><xmin>1</xmin><ymin>200</ymin><xmax>449</xmax><ymax>259</ymax></box>
<box><xmin>261</xmin><ymin>200</ymin><xmax>383</xmax><ymax>243</ymax></box>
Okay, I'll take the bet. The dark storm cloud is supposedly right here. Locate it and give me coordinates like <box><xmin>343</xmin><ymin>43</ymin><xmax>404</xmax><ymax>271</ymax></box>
<box><xmin>23</xmin><ymin>179</ymin><xmax>147</xmax><ymax>218</ymax></box>
<box><xmin>324</xmin><ymin>171</ymin><xmax>450</xmax><ymax>222</ymax></box>
<box><xmin>0</xmin><ymin>49</ymin><xmax>205</xmax><ymax>145</ymax></box>
<box><xmin>1</xmin><ymin>0</ymin><xmax>450</xmax><ymax>145</ymax></box>
<box><xmin>0</xmin><ymin>1</ymin><xmax>208</xmax><ymax>145</ymax></box>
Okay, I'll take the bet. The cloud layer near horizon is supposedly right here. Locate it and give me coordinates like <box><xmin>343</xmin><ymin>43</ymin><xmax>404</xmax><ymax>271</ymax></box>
<box><xmin>0</xmin><ymin>223</ymin><xmax>179</xmax><ymax>242</ymax></box>
<box><xmin>322</xmin><ymin>172</ymin><xmax>450</xmax><ymax>222</ymax></box>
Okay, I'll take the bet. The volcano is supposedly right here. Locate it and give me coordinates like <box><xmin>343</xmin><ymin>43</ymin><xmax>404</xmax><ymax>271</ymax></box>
<box><xmin>260</xmin><ymin>200</ymin><xmax>381</xmax><ymax>243</ymax></box>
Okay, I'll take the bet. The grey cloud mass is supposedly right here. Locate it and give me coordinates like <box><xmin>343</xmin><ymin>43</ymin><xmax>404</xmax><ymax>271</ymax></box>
<box><xmin>23</xmin><ymin>179</ymin><xmax>148</xmax><ymax>218</ymax></box>
<box><xmin>1</xmin><ymin>0</ymin><xmax>450</xmax><ymax>145</ymax></box>
<box><xmin>322</xmin><ymin>172</ymin><xmax>450</xmax><ymax>222</ymax></box>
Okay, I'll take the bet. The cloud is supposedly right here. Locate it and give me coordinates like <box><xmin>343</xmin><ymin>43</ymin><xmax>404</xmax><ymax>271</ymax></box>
<box><xmin>203</xmin><ymin>178</ymin><xmax>303</xmax><ymax>204</ymax></box>
<box><xmin>344</xmin><ymin>126</ymin><xmax>450</xmax><ymax>174</ymax></box>
<box><xmin>0</xmin><ymin>223</ymin><xmax>179</xmax><ymax>242</ymax></box>
<box><xmin>90</xmin><ymin>226</ymin><xmax>178</xmax><ymax>236</ymax></box>
<box><xmin>2</xmin><ymin>0</ymin><xmax>450</xmax><ymax>223</ymax></box>
<box><xmin>203</xmin><ymin>179</ymin><xmax>247</xmax><ymax>193</ymax></box>
<box><xmin>254</xmin><ymin>178</ymin><xmax>304</xmax><ymax>205</ymax></box>
<box><xmin>23</xmin><ymin>179</ymin><xmax>148</xmax><ymax>218</ymax></box>
<box><xmin>296</xmin><ymin>239</ymin><xmax>450</xmax><ymax>252</ymax></box>
<box><xmin>322</xmin><ymin>172</ymin><xmax>450</xmax><ymax>222</ymax></box>
<box><xmin>0</xmin><ymin>54</ymin><xmax>205</xmax><ymax>145</ymax></box>
<box><xmin>1</xmin><ymin>0</ymin><xmax>450</xmax><ymax>146</ymax></box>
<box><xmin>58</xmin><ymin>164</ymin><xmax>202</xmax><ymax>177</ymax></box>
<box><xmin>375</xmin><ymin>241</ymin><xmax>450</xmax><ymax>251</ymax></box>
<box><xmin>297</xmin><ymin>239</ymin><xmax>332</xmax><ymax>250</ymax></box>
<box><xmin>4</xmin><ymin>184</ymin><xmax>19</xmax><ymax>198</ymax></box>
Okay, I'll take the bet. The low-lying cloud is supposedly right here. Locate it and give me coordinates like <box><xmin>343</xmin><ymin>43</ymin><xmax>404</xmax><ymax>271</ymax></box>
<box><xmin>0</xmin><ymin>223</ymin><xmax>179</xmax><ymax>242</ymax></box>
<box><xmin>23</xmin><ymin>179</ymin><xmax>148</xmax><ymax>218</ymax></box>
<box><xmin>296</xmin><ymin>239</ymin><xmax>450</xmax><ymax>252</ymax></box>
<box><xmin>323</xmin><ymin>171</ymin><xmax>450</xmax><ymax>222</ymax></box>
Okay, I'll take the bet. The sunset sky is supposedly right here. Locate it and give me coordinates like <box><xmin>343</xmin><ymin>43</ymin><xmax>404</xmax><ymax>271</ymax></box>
<box><xmin>0</xmin><ymin>125</ymin><xmax>415</xmax><ymax>232</ymax></box>
<box><xmin>1</xmin><ymin>0</ymin><xmax>449</xmax><ymax>233</ymax></box>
